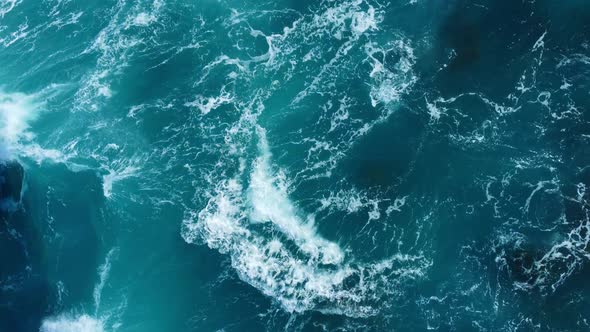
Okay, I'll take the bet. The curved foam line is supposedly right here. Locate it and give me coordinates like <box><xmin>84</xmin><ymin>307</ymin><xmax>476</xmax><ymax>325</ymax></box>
<box><xmin>249</xmin><ymin>126</ymin><xmax>344</xmax><ymax>265</ymax></box>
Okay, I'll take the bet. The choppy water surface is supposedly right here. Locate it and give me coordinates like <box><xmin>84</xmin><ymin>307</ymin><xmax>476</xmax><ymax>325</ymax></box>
<box><xmin>1</xmin><ymin>0</ymin><xmax>589</xmax><ymax>331</ymax></box>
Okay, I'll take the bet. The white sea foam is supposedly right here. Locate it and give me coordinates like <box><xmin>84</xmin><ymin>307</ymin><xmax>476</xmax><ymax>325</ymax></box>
<box><xmin>41</xmin><ymin>246</ymin><xmax>122</xmax><ymax>332</ymax></box>
<box><xmin>291</xmin><ymin>36</ymin><xmax>418</xmax><ymax>181</ymax></box>
<box><xmin>290</xmin><ymin>39</ymin><xmax>418</xmax><ymax>181</ymax></box>
<box><xmin>386</xmin><ymin>196</ymin><xmax>408</xmax><ymax>214</ymax></box>
<box><xmin>0</xmin><ymin>0</ymin><xmax>21</xmax><ymax>18</ymax></box>
<box><xmin>76</xmin><ymin>0</ymin><xmax>167</xmax><ymax>111</ymax></box>
<box><xmin>557</xmin><ymin>53</ymin><xmax>590</xmax><ymax>68</ymax></box>
<box><xmin>496</xmin><ymin>216</ymin><xmax>590</xmax><ymax>294</ymax></box>
<box><xmin>94</xmin><ymin>248</ymin><xmax>117</xmax><ymax>313</ymax></box>
<box><xmin>185</xmin><ymin>182</ymin><xmax>428</xmax><ymax>315</ymax></box>
<box><xmin>486</xmin><ymin>158</ymin><xmax>589</xmax><ymax>295</ymax></box>
<box><xmin>47</xmin><ymin>11</ymin><xmax>84</xmax><ymax>30</ymax></box>
<box><xmin>318</xmin><ymin>0</ymin><xmax>382</xmax><ymax>40</ymax></box>
<box><xmin>0</xmin><ymin>21</ymin><xmax>31</xmax><ymax>47</ymax></box>
<box><xmin>0</xmin><ymin>90</ymin><xmax>44</xmax><ymax>160</ymax></box>
<box><xmin>249</xmin><ymin>127</ymin><xmax>344</xmax><ymax>265</ymax></box>
<box><xmin>77</xmin><ymin>0</ymin><xmax>152</xmax><ymax>111</ymax></box>
<box><xmin>40</xmin><ymin>315</ymin><xmax>104</xmax><ymax>332</ymax></box>
<box><xmin>184</xmin><ymin>90</ymin><xmax>233</xmax><ymax>115</ymax></box>
<box><xmin>182</xmin><ymin>108</ymin><xmax>430</xmax><ymax>316</ymax></box>
<box><xmin>532</xmin><ymin>31</ymin><xmax>547</xmax><ymax>52</ymax></box>
<box><xmin>0</xmin><ymin>91</ymin><xmax>39</xmax><ymax>146</ymax></box>
<box><xmin>425</xmin><ymin>98</ymin><xmax>443</xmax><ymax>121</ymax></box>
<box><xmin>21</xmin><ymin>144</ymin><xmax>64</xmax><ymax>164</ymax></box>
<box><xmin>131</xmin><ymin>12</ymin><xmax>156</xmax><ymax>27</ymax></box>
<box><xmin>351</xmin><ymin>5</ymin><xmax>378</xmax><ymax>35</ymax></box>
<box><xmin>366</xmin><ymin>39</ymin><xmax>417</xmax><ymax>107</ymax></box>
<box><xmin>0</xmin><ymin>88</ymin><xmax>69</xmax><ymax>163</ymax></box>
<box><xmin>102</xmin><ymin>164</ymin><xmax>139</xmax><ymax>199</ymax></box>
<box><xmin>318</xmin><ymin>187</ymin><xmax>396</xmax><ymax>223</ymax></box>
<box><xmin>180</xmin><ymin>0</ymin><xmax>429</xmax><ymax>316</ymax></box>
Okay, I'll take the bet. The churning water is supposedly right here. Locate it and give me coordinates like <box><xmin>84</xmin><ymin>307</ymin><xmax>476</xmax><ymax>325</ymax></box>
<box><xmin>1</xmin><ymin>0</ymin><xmax>589</xmax><ymax>331</ymax></box>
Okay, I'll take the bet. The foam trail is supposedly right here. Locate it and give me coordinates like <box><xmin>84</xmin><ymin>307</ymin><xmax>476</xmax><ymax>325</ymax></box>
<box><xmin>94</xmin><ymin>248</ymin><xmax>117</xmax><ymax>314</ymax></box>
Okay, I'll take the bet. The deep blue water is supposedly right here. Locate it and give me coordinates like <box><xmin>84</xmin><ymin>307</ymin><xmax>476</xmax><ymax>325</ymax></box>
<box><xmin>1</xmin><ymin>0</ymin><xmax>590</xmax><ymax>331</ymax></box>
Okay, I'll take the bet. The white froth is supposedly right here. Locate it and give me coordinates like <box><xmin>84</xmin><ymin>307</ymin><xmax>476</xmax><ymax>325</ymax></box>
<box><xmin>180</xmin><ymin>0</ymin><xmax>429</xmax><ymax>317</ymax></box>
<box><xmin>0</xmin><ymin>22</ymin><xmax>29</xmax><ymax>47</ymax></box>
<box><xmin>0</xmin><ymin>91</ymin><xmax>39</xmax><ymax>145</ymax></box>
<box><xmin>102</xmin><ymin>164</ymin><xmax>139</xmax><ymax>198</ymax></box>
<box><xmin>386</xmin><ymin>196</ymin><xmax>408</xmax><ymax>214</ymax></box>
<box><xmin>184</xmin><ymin>91</ymin><xmax>233</xmax><ymax>115</ymax></box>
<box><xmin>94</xmin><ymin>248</ymin><xmax>117</xmax><ymax>313</ymax></box>
<box><xmin>183</xmin><ymin>178</ymin><xmax>249</xmax><ymax>249</ymax></box>
<box><xmin>532</xmin><ymin>31</ymin><xmax>547</xmax><ymax>52</ymax></box>
<box><xmin>425</xmin><ymin>98</ymin><xmax>443</xmax><ymax>120</ymax></box>
<box><xmin>351</xmin><ymin>6</ymin><xmax>377</xmax><ymax>35</ymax></box>
<box><xmin>41</xmin><ymin>245</ymin><xmax>125</xmax><ymax>332</ymax></box>
<box><xmin>183</xmin><ymin>117</ymin><xmax>430</xmax><ymax>316</ymax></box>
<box><xmin>249</xmin><ymin>127</ymin><xmax>344</xmax><ymax>265</ymax></box>
<box><xmin>366</xmin><ymin>40</ymin><xmax>417</xmax><ymax>107</ymax></box>
<box><xmin>40</xmin><ymin>315</ymin><xmax>104</xmax><ymax>332</ymax></box>
<box><xmin>0</xmin><ymin>89</ymin><xmax>65</xmax><ymax>163</ymax></box>
<box><xmin>318</xmin><ymin>0</ymin><xmax>382</xmax><ymax>40</ymax></box>
<box><xmin>132</xmin><ymin>12</ymin><xmax>156</xmax><ymax>26</ymax></box>
<box><xmin>0</xmin><ymin>0</ymin><xmax>22</xmax><ymax>18</ymax></box>
<box><xmin>77</xmin><ymin>0</ymin><xmax>158</xmax><ymax>111</ymax></box>
<box><xmin>0</xmin><ymin>90</ymin><xmax>46</xmax><ymax>159</ymax></box>
<box><xmin>97</xmin><ymin>86</ymin><xmax>112</xmax><ymax>98</ymax></box>
<box><xmin>20</xmin><ymin>144</ymin><xmax>64</xmax><ymax>164</ymax></box>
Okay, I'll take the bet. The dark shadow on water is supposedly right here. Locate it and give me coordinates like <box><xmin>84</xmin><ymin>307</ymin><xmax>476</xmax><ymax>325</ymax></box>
<box><xmin>428</xmin><ymin>0</ymin><xmax>547</xmax><ymax>97</ymax></box>
<box><xmin>1</xmin><ymin>161</ymin><xmax>50</xmax><ymax>332</ymax></box>
<box><xmin>0</xmin><ymin>160</ymin><xmax>106</xmax><ymax>332</ymax></box>
<box><xmin>340</xmin><ymin>106</ymin><xmax>425</xmax><ymax>189</ymax></box>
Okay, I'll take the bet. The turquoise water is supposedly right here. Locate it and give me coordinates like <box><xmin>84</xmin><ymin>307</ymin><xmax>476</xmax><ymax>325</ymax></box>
<box><xmin>1</xmin><ymin>0</ymin><xmax>590</xmax><ymax>331</ymax></box>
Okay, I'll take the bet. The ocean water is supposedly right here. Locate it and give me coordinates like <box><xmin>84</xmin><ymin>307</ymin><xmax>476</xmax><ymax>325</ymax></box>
<box><xmin>1</xmin><ymin>0</ymin><xmax>589</xmax><ymax>331</ymax></box>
